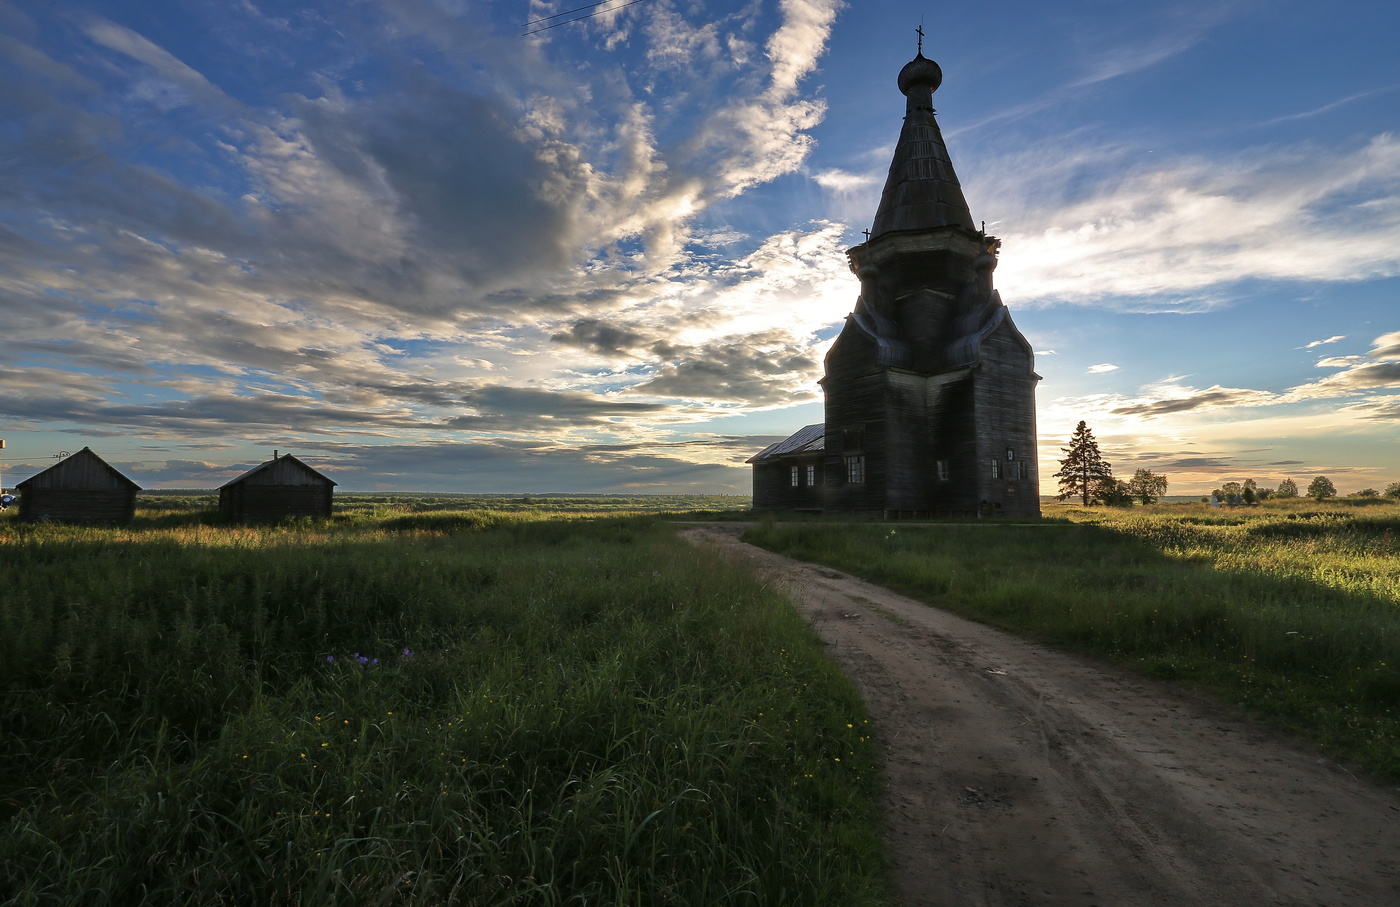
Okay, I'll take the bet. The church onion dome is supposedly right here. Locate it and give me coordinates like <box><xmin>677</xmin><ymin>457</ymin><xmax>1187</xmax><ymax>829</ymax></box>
<box><xmin>897</xmin><ymin>52</ymin><xmax>942</xmax><ymax>96</ymax></box>
<box><xmin>868</xmin><ymin>49</ymin><xmax>976</xmax><ymax>239</ymax></box>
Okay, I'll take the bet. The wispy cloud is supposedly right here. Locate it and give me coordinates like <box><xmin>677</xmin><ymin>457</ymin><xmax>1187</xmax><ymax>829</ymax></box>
<box><xmin>1304</xmin><ymin>335</ymin><xmax>1346</xmax><ymax>349</ymax></box>
<box><xmin>988</xmin><ymin>135</ymin><xmax>1400</xmax><ymax>309</ymax></box>
<box><xmin>1111</xmin><ymin>383</ymin><xmax>1280</xmax><ymax>417</ymax></box>
<box><xmin>0</xmin><ymin>0</ymin><xmax>848</xmax><ymax>452</ymax></box>
<box><xmin>1286</xmin><ymin>331</ymin><xmax>1400</xmax><ymax>399</ymax></box>
<box><xmin>1254</xmin><ymin>85</ymin><xmax>1400</xmax><ymax>128</ymax></box>
<box><xmin>1087</xmin><ymin>363</ymin><xmax>1119</xmax><ymax>373</ymax></box>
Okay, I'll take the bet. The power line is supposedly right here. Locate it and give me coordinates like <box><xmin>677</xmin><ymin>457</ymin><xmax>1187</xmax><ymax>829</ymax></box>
<box><xmin>522</xmin><ymin>0</ymin><xmax>652</xmax><ymax>36</ymax></box>
<box><xmin>523</xmin><ymin>0</ymin><xmax>621</xmax><ymax>27</ymax></box>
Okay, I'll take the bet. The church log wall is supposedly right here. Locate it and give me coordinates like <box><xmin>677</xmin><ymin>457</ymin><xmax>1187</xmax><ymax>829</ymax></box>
<box><xmin>969</xmin><ymin>326</ymin><xmax>1040</xmax><ymax>517</ymax></box>
<box><xmin>823</xmin><ymin>370</ymin><xmax>887</xmax><ymax>512</ymax></box>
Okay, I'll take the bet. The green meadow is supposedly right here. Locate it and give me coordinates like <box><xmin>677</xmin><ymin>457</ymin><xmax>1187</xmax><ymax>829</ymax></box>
<box><xmin>0</xmin><ymin>501</ymin><xmax>885</xmax><ymax>906</ymax></box>
<box><xmin>9</xmin><ymin>493</ymin><xmax>1400</xmax><ymax>904</ymax></box>
<box><xmin>744</xmin><ymin>500</ymin><xmax>1400</xmax><ymax>779</ymax></box>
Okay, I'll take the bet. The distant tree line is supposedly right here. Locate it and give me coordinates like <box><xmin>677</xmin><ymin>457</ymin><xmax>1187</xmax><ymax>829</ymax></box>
<box><xmin>1052</xmin><ymin>421</ymin><xmax>1399</xmax><ymax>507</ymax></box>
<box><xmin>1208</xmin><ymin>476</ymin><xmax>1399</xmax><ymax>504</ymax></box>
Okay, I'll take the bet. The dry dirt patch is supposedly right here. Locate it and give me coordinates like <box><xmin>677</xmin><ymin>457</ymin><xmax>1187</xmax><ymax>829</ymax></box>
<box><xmin>682</xmin><ymin>524</ymin><xmax>1400</xmax><ymax>907</ymax></box>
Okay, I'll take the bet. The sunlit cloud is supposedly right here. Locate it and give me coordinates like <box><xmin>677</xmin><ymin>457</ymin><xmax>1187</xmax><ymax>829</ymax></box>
<box><xmin>813</xmin><ymin>168</ymin><xmax>880</xmax><ymax>194</ymax></box>
<box><xmin>0</xmin><ymin>0</ymin><xmax>847</xmax><ymax>453</ymax></box>
<box><xmin>1286</xmin><ymin>330</ymin><xmax>1400</xmax><ymax>398</ymax></box>
<box><xmin>983</xmin><ymin>135</ymin><xmax>1400</xmax><ymax>310</ymax></box>
<box><xmin>1305</xmin><ymin>335</ymin><xmax>1347</xmax><ymax>348</ymax></box>
<box><xmin>1087</xmin><ymin>363</ymin><xmax>1119</xmax><ymax>373</ymax></box>
<box><xmin>1111</xmin><ymin>383</ymin><xmax>1280</xmax><ymax>417</ymax></box>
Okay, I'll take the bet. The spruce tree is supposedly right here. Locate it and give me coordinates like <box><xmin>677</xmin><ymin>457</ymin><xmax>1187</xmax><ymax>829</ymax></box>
<box><xmin>1054</xmin><ymin>421</ymin><xmax>1113</xmax><ymax>505</ymax></box>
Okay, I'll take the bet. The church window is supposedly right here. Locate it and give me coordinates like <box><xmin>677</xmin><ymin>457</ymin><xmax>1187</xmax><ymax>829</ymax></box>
<box><xmin>1006</xmin><ymin>447</ymin><xmax>1015</xmax><ymax>460</ymax></box>
<box><xmin>991</xmin><ymin>459</ymin><xmax>1001</xmax><ymax>479</ymax></box>
<box><xmin>841</xmin><ymin>426</ymin><xmax>866</xmax><ymax>451</ymax></box>
<box><xmin>806</xmin><ymin>464</ymin><xmax>816</xmax><ymax>486</ymax></box>
<box><xmin>936</xmin><ymin>460</ymin><xmax>949</xmax><ymax>481</ymax></box>
<box><xmin>791</xmin><ymin>466</ymin><xmax>800</xmax><ymax>487</ymax></box>
<box><xmin>846</xmin><ymin>455</ymin><xmax>866</xmax><ymax>484</ymax></box>
<box><xmin>1016</xmin><ymin>460</ymin><xmax>1026</xmax><ymax>480</ymax></box>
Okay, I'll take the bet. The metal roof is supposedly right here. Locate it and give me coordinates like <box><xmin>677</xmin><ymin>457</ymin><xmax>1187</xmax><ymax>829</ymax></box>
<box><xmin>746</xmin><ymin>423</ymin><xmax>825</xmax><ymax>463</ymax></box>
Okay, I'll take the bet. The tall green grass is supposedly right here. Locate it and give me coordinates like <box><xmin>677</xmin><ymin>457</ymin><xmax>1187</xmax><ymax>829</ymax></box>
<box><xmin>744</xmin><ymin>503</ymin><xmax>1400</xmax><ymax>778</ymax></box>
<box><xmin>2</xmin><ymin>511</ymin><xmax>885</xmax><ymax>905</ymax></box>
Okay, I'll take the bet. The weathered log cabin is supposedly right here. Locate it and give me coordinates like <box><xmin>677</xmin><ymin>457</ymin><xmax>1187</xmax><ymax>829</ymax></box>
<box><xmin>753</xmin><ymin>44</ymin><xmax>1040</xmax><ymax>518</ymax></box>
<box><xmin>747</xmin><ymin>423</ymin><xmax>825</xmax><ymax>511</ymax></box>
<box><xmin>15</xmin><ymin>446</ymin><xmax>140</xmax><ymax>522</ymax></box>
<box><xmin>218</xmin><ymin>451</ymin><xmax>336</xmax><ymax>523</ymax></box>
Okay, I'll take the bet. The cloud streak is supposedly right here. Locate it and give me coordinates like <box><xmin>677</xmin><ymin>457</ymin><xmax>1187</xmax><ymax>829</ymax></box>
<box><xmin>989</xmin><ymin>135</ymin><xmax>1400</xmax><ymax>309</ymax></box>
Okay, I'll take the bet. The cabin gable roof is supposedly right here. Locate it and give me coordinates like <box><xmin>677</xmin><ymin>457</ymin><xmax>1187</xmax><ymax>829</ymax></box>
<box><xmin>15</xmin><ymin>446</ymin><xmax>140</xmax><ymax>491</ymax></box>
<box><xmin>218</xmin><ymin>454</ymin><xmax>337</xmax><ymax>489</ymax></box>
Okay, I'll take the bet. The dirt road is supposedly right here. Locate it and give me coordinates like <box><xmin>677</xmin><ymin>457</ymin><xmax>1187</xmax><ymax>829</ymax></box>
<box><xmin>682</xmin><ymin>525</ymin><xmax>1400</xmax><ymax>907</ymax></box>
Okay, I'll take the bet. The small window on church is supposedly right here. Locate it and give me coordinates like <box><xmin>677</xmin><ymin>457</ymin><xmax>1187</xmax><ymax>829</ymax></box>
<box><xmin>991</xmin><ymin>459</ymin><xmax>1001</xmax><ymax>479</ymax></box>
<box><xmin>1006</xmin><ymin>447</ymin><xmax>1015</xmax><ymax>460</ymax></box>
<box><xmin>791</xmin><ymin>466</ymin><xmax>800</xmax><ymax>487</ymax></box>
<box><xmin>936</xmin><ymin>460</ymin><xmax>949</xmax><ymax>482</ymax></box>
<box><xmin>806</xmin><ymin>464</ymin><xmax>816</xmax><ymax>487</ymax></box>
<box><xmin>846</xmin><ymin>455</ymin><xmax>866</xmax><ymax>484</ymax></box>
<box><xmin>1016</xmin><ymin>460</ymin><xmax>1026</xmax><ymax>480</ymax></box>
<box><xmin>841</xmin><ymin>426</ymin><xmax>866</xmax><ymax>452</ymax></box>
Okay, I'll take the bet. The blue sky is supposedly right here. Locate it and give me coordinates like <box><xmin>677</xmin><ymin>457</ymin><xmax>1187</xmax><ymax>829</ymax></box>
<box><xmin>2</xmin><ymin>0</ymin><xmax>1398</xmax><ymax>495</ymax></box>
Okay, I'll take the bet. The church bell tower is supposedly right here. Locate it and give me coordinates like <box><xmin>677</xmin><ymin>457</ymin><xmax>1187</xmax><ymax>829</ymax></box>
<box><xmin>820</xmin><ymin>42</ymin><xmax>1041</xmax><ymax>517</ymax></box>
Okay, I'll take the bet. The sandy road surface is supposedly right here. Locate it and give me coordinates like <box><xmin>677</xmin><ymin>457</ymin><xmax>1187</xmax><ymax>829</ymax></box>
<box><xmin>681</xmin><ymin>524</ymin><xmax>1400</xmax><ymax>907</ymax></box>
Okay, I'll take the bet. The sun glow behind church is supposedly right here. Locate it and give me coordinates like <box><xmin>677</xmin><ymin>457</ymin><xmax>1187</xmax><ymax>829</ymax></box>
<box><xmin>2</xmin><ymin>0</ymin><xmax>1398</xmax><ymax>495</ymax></box>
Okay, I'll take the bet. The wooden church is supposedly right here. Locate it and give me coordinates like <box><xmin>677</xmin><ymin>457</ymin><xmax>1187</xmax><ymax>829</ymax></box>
<box><xmin>750</xmin><ymin>43</ymin><xmax>1040</xmax><ymax>517</ymax></box>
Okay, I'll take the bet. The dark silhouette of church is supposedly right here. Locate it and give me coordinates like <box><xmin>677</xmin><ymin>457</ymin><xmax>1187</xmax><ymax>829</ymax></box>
<box><xmin>749</xmin><ymin>44</ymin><xmax>1040</xmax><ymax>517</ymax></box>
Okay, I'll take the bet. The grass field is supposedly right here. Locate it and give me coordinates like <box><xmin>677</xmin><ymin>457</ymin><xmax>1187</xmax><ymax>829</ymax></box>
<box><xmin>135</xmin><ymin>490</ymin><xmax>752</xmax><ymax>517</ymax></box>
<box><xmin>744</xmin><ymin>500</ymin><xmax>1400</xmax><ymax>779</ymax></box>
<box><xmin>0</xmin><ymin>502</ymin><xmax>886</xmax><ymax>906</ymax></box>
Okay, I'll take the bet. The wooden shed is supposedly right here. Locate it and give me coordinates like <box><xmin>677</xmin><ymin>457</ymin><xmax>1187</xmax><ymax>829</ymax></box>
<box><xmin>15</xmin><ymin>447</ymin><xmax>140</xmax><ymax>523</ymax></box>
<box><xmin>218</xmin><ymin>452</ymin><xmax>336</xmax><ymax>523</ymax></box>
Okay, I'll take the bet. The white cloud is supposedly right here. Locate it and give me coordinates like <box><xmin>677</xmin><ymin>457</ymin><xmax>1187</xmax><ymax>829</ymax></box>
<box><xmin>813</xmin><ymin>168</ymin><xmax>880</xmax><ymax>194</ymax></box>
<box><xmin>1087</xmin><ymin>363</ymin><xmax>1119</xmax><ymax>373</ymax></box>
<box><xmin>1286</xmin><ymin>330</ymin><xmax>1400</xmax><ymax>399</ymax></box>
<box><xmin>83</xmin><ymin>17</ymin><xmax>236</xmax><ymax>110</ymax></box>
<box><xmin>1305</xmin><ymin>335</ymin><xmax>1346</xmax><ymax>348</ymax></box>
<box><xmin>982</xmin><ymin>135</ymin><xmax>1400</xmax><ymax>310</ymax></box>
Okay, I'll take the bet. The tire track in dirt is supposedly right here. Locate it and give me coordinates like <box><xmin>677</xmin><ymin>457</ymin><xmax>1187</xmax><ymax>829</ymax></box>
<box><xmin>681</xmin><ymin>524</ymin><xmax>1400</xmax><ymax>907</ymax></box>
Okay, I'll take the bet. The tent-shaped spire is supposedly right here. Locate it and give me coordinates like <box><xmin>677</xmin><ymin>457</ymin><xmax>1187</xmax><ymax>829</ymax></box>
<box><xmin>868</xmin><ymin>51</ymin><xmax>976</xmax><ymax>238</ymax></box>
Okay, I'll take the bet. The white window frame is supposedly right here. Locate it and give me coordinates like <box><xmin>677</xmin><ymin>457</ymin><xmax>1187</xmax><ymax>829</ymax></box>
<box><xmin>846</xmin><ymin>455</ymin><xmax>866</xmax><ymax>484</ymax></box>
